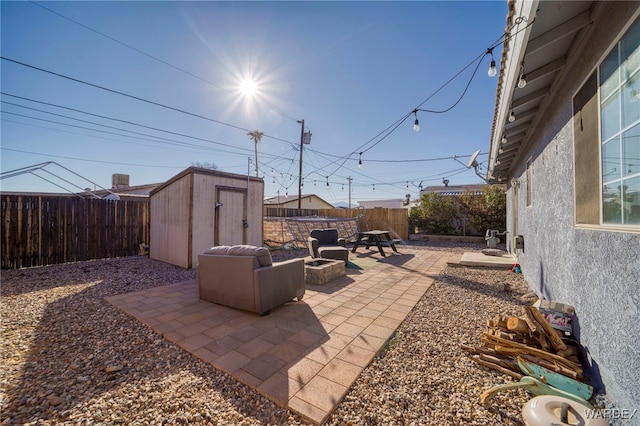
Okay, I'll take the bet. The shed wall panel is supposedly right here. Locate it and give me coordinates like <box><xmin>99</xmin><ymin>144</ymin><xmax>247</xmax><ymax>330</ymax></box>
<box><xmin>150</xmin><ymin>174</ymin><xmax>191</xmax><ymax>268</ymax></box>
<box><xmin>191</xmin><ymin>174</ymin><xmax>217</xmax><ymax>259</ymax></box>
<box><xmin>246</xmin><ymin>179</ymin><xmax>264</xmax><ymax>247</ymax></box>
<box><xmin>191</xmin><ymin>173</ymin><xmax>263</xmax><ymax>265</ymax></box>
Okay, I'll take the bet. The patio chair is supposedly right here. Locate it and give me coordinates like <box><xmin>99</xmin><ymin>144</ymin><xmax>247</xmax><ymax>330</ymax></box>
<box><xmin>308</xmin><ymin>228</ymin><xmax>350</xmax><ymax>265</ymax></box>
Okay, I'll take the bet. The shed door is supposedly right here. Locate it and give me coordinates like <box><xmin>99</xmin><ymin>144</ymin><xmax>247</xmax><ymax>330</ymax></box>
<box><xmin>215</xmin><ymin>187</ymin><xmax>246</xmax><ymax>246</ymax></box>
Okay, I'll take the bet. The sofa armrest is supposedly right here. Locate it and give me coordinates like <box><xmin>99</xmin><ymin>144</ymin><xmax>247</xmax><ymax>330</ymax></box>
<box><xmin>308</xmin><ymin>237</ymin><xmax>320</xmax><ymax>258</ymax></box>
<box><xmin>197</xmin><ymin>254</ymin><xmax>259</xmax><ymax>311</ymax></box>
<box><xmin>337</xmin><ymin>237</ymin><xmax>346</xmax><ymax>246</ymax></box>
<box><xmin>254</xmin><ymin>258</ymin><xmax>305</xmax><ymax>313</ymax></box>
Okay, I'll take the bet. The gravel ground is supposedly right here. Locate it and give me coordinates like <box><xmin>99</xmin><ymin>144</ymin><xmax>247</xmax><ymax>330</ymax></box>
<box><xmin>2</xmin><ymin>241</ymin><xmax>541</xmax><ymax>425</ymax></box>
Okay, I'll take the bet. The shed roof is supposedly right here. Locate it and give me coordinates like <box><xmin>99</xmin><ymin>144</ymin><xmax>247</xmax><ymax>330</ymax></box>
<box><xmin>150</xmin><ymin>167</ymin><xmax>263</xmax><ymax>196</ymax></box>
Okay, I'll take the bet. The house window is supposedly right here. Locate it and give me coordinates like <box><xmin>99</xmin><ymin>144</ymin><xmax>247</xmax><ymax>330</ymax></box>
<box><xmin>599</xmin><ymin>17</ymin><xmax>640</xmax><ymax>225</ymax></box>
<box><xmin>574</xmin><ymin>17</ymin><xmax>640</xmax><ymax>228</ymax></box>
<box><xmin>526</xmin><ymin>158</ymin><xmax>532</xmax><ymax>207</ymax></box>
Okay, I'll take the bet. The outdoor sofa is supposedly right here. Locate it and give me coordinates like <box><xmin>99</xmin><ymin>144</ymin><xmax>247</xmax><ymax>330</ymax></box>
<box><xmin>197</xmin><ymin>245</ymin><xmax>305</xmax><ymax>315</ymax></box>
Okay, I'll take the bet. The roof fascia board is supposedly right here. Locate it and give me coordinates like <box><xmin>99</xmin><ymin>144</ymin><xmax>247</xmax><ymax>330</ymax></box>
<box><xmin>489</xmin><ymin>0</ymin><xmax>539</xmax><ymax>178</ymax></box>
<box><xmin>525</xmin><ymin>10</ymin><xmax>592</xmax><ymax>55</ymax></box>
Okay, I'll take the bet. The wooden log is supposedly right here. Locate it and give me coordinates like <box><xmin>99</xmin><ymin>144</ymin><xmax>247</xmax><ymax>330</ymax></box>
<box><xmin>522</xmin><ymin>308</ymin><xmax>550</xmax><ymax>350</ymax></box>
<box><xmin>460</xmin><ymin>344</ymin><xmax>501</xmax><ymax>357</ymax></box>
<box><xmin>482</xmin><ymin>333</ymin><xmax>581</xmax><ymax>374</ymax></box>
<box><xmin>525</xmin><ymin>306</ymin><xmax>567</xmax><ymax>351</ymax></box>
<box><xmin>470</xmin><ymin>355</ymin><xmax>524</xmax><ymax>380</ymax></box>
<box><xmin>493</xmin><ymin>330</ymin><xmax>540</xmax><ymax>346</ymax></box>
<box><xmin>479</xmin><ymin>353</ymin><xmax>522</xmax><ymax>373</ymax></box>
<box><xmin>519</xmin><ymin>354</ymin><xmax>581</xmax><ymax>380</ymax></box>
<box><xmin>507</xmin><ymin>316</ymin><xmax>531</xmax><ymax>334</ymax></box>
<box><xmin>530</xmin><ymin>330</ymin><xmax>551</xmax><ymax>350</ymax></box>
<box><xmin>492</xmin><ymin>345</ymin><xmax>583</xmax><ymax>377</ymax></box>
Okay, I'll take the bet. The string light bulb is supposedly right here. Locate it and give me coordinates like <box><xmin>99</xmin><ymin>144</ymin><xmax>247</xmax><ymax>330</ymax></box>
<box><xmin>326</xmin><ymin>176</ymin><xmax>329</xmax><ymax>188</ymax></box>
<box><xmin>413</xmin><ymin>110</ymin><xmax>420</xmax><ymax>132</ymax></box>
<box><xmin>358</xmin><ymin>152</ymin><xmax>363</xmax><ymax>169</ymax></box>
<box><xmin>486</xmin><ymin>48</ymin><xmax>497</xmax><ymax>77</ymax></box>
<box><xmin>517</xmin><ymin>62</ymin><xmax>527</xmax><ymax>88</ymax></box>
<box><xmin>518</xmin><ymin>73</ymin><xmax>527</xmax><ymax>88</ymax></box>
<box><xmin>508</xmin><ymin>110</ymin><xmax>516</xmax><ymax>122</ymax></box>
<box><xmin>372</xmin><ymin>184</ymin><xmax>375</xmax><ymax>191</ymax></box>
<box><xmin>488</xmin><ymin>59</ymin><xmax>497</xmax><ymax>77</ymax></box>
<box><xmin>501</xmin><ymin>135</ymin><xmax>507</xmax><ymax>144</ymax></box>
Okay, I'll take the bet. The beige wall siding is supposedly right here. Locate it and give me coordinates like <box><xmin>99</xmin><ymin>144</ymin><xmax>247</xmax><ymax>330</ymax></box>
<box><xmin>150</xmin><ymin>173</ymin><xmax>191</xmax><ymax>268</ymax></box>
<box><xmin>191</xmin><ymin>173</ymin><xmax>217</xmax><ymax>257</ymax></box>
<box><xmin>246</xmin><ymin>179</ymin><xmax>264</xmax><ymax>247</ymax></box>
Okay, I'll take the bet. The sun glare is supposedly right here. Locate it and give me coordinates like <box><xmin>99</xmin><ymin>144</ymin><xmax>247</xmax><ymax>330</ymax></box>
<box><xmin>239</xmin><ymin>78</ymin><xmax>258</xmax><ymax>98</ymax></box>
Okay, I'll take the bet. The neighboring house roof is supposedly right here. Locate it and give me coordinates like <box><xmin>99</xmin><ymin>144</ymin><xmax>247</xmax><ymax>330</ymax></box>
<box><xmin>421</xmin><ymin>183</ymin><xmax>487</xmax><ymax>196</ymax></box>
<box><xmin>488</xmin><ymin>0</ymin><xmax>596</xmax><ymax>182</ymax></box>
<box><xmin>264</xmin><ymin>193</ymin><xmax>333</xmax><ymax>207</ymax></box>
<box><xmin>90</xmin><ymin>182</ymin><xmax>163</xmax><ymax>198</ymax></box>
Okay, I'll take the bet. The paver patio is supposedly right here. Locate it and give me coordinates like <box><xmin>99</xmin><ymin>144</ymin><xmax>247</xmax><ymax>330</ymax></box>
<box><xmin>106</xmin><ymin>248</ymin><xmax>453</xmax><ymax>424</ymax></box>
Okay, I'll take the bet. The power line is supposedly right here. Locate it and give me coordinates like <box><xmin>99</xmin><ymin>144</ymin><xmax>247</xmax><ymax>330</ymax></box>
<box><xmin>0</xmin><ymin>57</ymin><xmax>295</xmax><ymax>147</ymax></box>
<box><xmin>1</xmin><ymin>147</ymin><xmax>182</xmax><ymax>168</ymax></box>
<box><xmin>1</xmin><ymin>97</ymin><xmax>298</xmax><ymax>162</ymax></box>
<box><xmin>28</xmin><ymin>1</ymin><xmax>225</xmax><ymax>90</ymax></box>
<box><xmin>28</xmin><ymin>1</ymin><xmax>301</xmax><ymax>125</ymax></box>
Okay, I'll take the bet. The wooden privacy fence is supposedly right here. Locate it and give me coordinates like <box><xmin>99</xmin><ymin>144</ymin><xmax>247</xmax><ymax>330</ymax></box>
<box><xmin>264</xmin><ymin>207</ymin><xmax>409</xmax><ymax>248</ymax></box>
<box><xmin>318</xmin><ymin>208</ymin><xmax>409</xmax><ymax>239</ymax></box>
<box><xmin>2</xmin><ymin>195</ymin><xmax>149</xmax><ymax>269</ymax></box>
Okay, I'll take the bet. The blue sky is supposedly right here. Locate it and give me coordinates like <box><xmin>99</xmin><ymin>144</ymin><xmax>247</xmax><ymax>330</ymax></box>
<box><xmin>1</xmin><ymin>1</ymin><xmax>507</xmax><ymax>205</ymax></box>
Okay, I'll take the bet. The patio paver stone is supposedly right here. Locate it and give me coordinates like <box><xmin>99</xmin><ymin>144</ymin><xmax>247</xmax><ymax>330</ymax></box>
<box><xmin>105</xmin><ymin>248</ymin><xmax>451</xmax><ymax>425</ymax></box>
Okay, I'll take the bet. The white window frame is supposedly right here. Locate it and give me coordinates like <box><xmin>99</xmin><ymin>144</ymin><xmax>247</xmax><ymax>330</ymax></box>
<box><xmin>597</xmin><ymin>16</ymin><xmax>640</xmax><ymax>228</ymax></box>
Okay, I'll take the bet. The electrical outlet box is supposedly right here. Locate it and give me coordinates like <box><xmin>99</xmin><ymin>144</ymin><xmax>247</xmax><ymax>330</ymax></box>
<box><xmin>514</xmin><ymin>235</ymin><xmax>524</xmax><ymax>250</ymax></box>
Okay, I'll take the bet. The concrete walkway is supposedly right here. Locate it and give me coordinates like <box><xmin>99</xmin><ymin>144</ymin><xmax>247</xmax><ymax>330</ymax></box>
<box><xmin>106</xmin><ymin>249</ymin><xmax>452</xmax><ymax>424</ymax></box>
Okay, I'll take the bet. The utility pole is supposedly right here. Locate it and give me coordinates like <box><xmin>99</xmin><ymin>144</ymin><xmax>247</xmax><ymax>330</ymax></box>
<box><xmin>297</xmin><ymin>120</ymin><xmax>304</xmax><ymax>214</ymax></box>
<box><xmin>296</xmin><ymin>120</ymin><xmax>311</xmax><ymax>215</ymax></box>
<box><xmin>347</xmin><ymin>176</ymin><xmax>353</xmax><ymax>210</ymax></box>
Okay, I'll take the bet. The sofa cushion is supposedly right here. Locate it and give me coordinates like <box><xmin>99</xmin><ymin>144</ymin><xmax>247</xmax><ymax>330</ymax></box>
<box><xmin>204</xmin><ymin>246</ymin><xmax>230</xmax><ymax>255</ymax></box>
<box><xmin>310</xmin><ymin>228</ymin><xmax>339</xmax><ymax>245</ymax></box>
<box><xmin>227</xmin><ymin>245</ymin><xmax>273</xmax><ymax>266</ymax></box>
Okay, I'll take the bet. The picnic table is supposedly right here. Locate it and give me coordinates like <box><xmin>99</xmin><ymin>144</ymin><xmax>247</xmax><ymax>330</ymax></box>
<box><xmin>350</xmin><ymin>230</ymin><xmax>400</xmax><ymax>257</ymax></box>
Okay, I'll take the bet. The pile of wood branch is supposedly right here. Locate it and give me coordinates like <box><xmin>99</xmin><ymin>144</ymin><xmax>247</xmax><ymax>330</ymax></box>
<box><xmin>461</xmin><ymin>306</ymin><xmax>583</xmax><ymax>381</ymax></box>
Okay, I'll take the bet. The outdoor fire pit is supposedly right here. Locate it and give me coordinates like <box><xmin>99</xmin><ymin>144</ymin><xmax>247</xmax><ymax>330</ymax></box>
<box><xmin>304</xmin><ymin>258</ymin><xmax>345</xmax><ymax>285</ymax></box>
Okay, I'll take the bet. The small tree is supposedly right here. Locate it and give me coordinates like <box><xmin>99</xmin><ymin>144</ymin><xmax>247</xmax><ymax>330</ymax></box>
<box><xmin>458</xmin><ymin>184</ymin><xmax>506</xmax><ymax>234</ymax></box>
<box><xmin>410</xmin><ymin>192</ymin><xmax>457</xmax><ymax>235</ymax></box>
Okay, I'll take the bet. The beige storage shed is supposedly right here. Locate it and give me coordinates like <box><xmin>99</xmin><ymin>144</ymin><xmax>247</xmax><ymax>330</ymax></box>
<box><xmin>150</xmin><ymin>167</ymin><xmax>264</xmax><ymax>268</ymax></box>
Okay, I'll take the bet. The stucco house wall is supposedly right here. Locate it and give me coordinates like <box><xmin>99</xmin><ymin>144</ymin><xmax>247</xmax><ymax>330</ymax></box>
<box><xmin>506</xmin><ymin>3</ymin><xmax>639</xmax><ymax>410</ymax></box>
